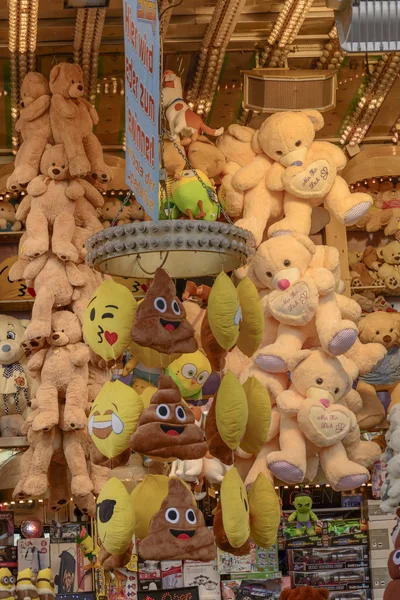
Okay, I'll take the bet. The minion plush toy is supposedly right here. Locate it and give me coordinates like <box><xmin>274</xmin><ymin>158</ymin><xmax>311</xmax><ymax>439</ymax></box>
<box><xmin>36</xmin><ymin>569</ymin><xmax>54</xmax><ymax>600</ymax></box>
<box><xmin>16</xmin><ymin>568</ymin><xmax>38</xmax><ymax>600</ymax></box>
<box><xmin>171</xmin><ymin>169</ymin><xmax>219</xmax><ymax>220</ymax></box>
<box><xmin>0</xmin><ymin>568</ymin><xmax>16</xmax><ymax>600</ymax></box>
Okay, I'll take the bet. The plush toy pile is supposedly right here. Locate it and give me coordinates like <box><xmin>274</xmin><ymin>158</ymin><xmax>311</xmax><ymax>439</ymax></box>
<box><xmin>349</xmin><ymin>241</ymin><xmax>400</xmax><ymax>292</ymax></box>
<box><xmin>10</xmin><ymin>64</ymin><xmax>113</xmax><ymax>514</ymax></box>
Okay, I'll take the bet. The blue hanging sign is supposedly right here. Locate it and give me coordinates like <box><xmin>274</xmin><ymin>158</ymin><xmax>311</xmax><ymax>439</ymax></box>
<box><xmin>123</xmin><ymin>0</ymin><xmax>160</xmax><ymax>220</ymax></box>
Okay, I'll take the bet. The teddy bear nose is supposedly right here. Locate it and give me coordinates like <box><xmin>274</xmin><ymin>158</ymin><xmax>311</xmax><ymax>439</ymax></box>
<box><xmin>319</xmin><ymin>398</ymin><xmax>330</xmax><ymax>408</ymax></box>
<box><xmin>52</xmin><ymin>168</ymin><xmax>60</xmax><ymax>175</ymax></box>
<box><xmin>383</xmin><ymin>335</ymin><xmax>392</xmax><ymax>343</ymax></box>
<box><xmin>1</xmin><ymin>345</ymin><xmax>11</xmax><ymax>352</ymax></box>
<box><xmin>278</xmin><ymin>279</ymin><xmax>290</xmax><ymax>291</ymax></box>
<box><xmin>77</xmin><ymin>84</ymin><xmax>83</xmax><ymax>91</ymax></box>
<box><xmin>52</xmin><ymin>334</ymin><xmax>60</xmax><ymax>340</ymax></box>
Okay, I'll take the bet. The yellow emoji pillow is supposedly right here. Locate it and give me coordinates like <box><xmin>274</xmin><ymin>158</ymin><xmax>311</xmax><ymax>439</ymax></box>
<box><xmin>97</xmin><ymin>478</ymin><xmax>135</xmax><ymax>556</ymax></box>
<box><xmin>236</xmin><ymin>277</ymin><xmax>264</xmax><ymax>357</ymax></box>
<box><xmin>83</xmin><ymin>280</ymin><xmax>137</xmax><ymax>360</ymax></box>
<box><xmin>130</xmin><ymin>474</ymin><xmax>169</xmax><ymax>540</ymax></box>
<box><xmin>88</xmin><ymin>381</ymin><xmax>143</xmax><ymax>459</ymax></box>
<box><xmin>240</xmin><ymin>377</ymin><xmax>271</xmax><ymax>456</ymax></box>
<box><xmin>248</xmin><ymin>473</ymin><xmax>280</xmax><ymax>548</ymax></box>
<box><xmin>216</xmin><ymin>370</ymin><xmax>248</xmax><ymax>450</ymax></box>
<box><xmin>208</xmin><ymin>272</ymin><xmax>241</xmax><ymax>350</ymax></box>
<box><xmin>220</xmin><ymin>468</ymin><xmax>250</xmax><ymax>548</ymax></box>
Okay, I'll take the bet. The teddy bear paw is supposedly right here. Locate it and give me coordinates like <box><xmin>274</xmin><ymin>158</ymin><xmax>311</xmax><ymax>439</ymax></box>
<box><xmin>23</xmin><ymin>239</ymin><xmax>49</xmax><ymax>259</ymax></box>
<box><xmin>61</xmin><ymin>409</ymin><xmax>87</xmax><ymax>431</ymax></box>
<box><xmin>387</xmin><ymin>277</ymin><xmax>399</xmax><ymax>289</ymax></box>
<box><xmin>23</xmin><ymin>474</ymin><xmax>48</xmax><ymax>497</ymax></box>
<box><xmin>254</xmin><ymin>354</ymin><xmax>287</xmax><ymax>373</ymax></box>
<box><xmin>32</xmin><ymin>411</ymin><xmax>58</xmax><ymax>432</ymax></box>
<box><xmin>269</xmin><ymin>460</ymin><xmax>304</xmax><ymax>484</ymax></box>
<box><xmin>49</xmin><ymin>498</ymin><xmax>68</xmax><ymax>512</ymax></box>
<box><xmin>328</xmin><ymin>328</ymin><xmax>358</xmax><ymax>356</ymax></box>
<box><xmin>71</xmin><ymin>476</ymin><xmax>94</xmax><ymax>498</ymax></box>
<box><xmin>334</xmin><ymin>473</ymin><xmax>369</xmax><ymax>491</ymax></box>
<box><xmin>344</xmin><ymin>201</ymin><xmax>373</xmax><ymax>225</ymax></box>
<box><xmin>53</xmin><ymin>243</ymin><xmax>79</xmax><ymax>263</ymax></box>
<box><xmin>91</xmin><ymin>166</ymin><xmax>113</xmax><ymax>184</ymax></box>
<box><xmin>16</xmin><ymin>166</ymin><xmax>38</xmax><ymax>186</ymax></box>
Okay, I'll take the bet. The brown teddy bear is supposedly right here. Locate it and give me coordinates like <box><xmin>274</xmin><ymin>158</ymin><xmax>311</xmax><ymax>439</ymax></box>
<box><xmin>281</xmin><ymin>588</ymin><xmax>329</xmax><ymax>600</ymax></box>
<box><xmin>7</xmin><ymin>72</ymin><xmax>53</xmax><ymax>190</ymax></box>
<box><xmin>27</xmin><ymin>311</ymin><xmax>90</xmax><ymax>432</ymax></box>
<box><xmin>22</xmin><ymin>252</ymin><xmax>86</xmax><ymax>341</ymax></box>
<box><xmin>0</xmin><ymin>201</ymin><xmax>22</xmax><ymax>232</ymax></box>
<box><xmin>181</xmin><ymin>135</ymin><xmax>226</xmax><ymax>179</ymax></box>
<box><xmin>372</xmin><ymin>240</ymin><xmax>400</xmax><ymax>290</ymax></box>
<box><xmin>49</xmin><ymin>62</ymin><xmax>112</xmax><ymax>182</ymax></box>
<box><xmin>252</xmin><ymin>110</ymin><xmax>372</xmax><ymax>236</ymax></box>
<box><xmin>100</xmin><ymin>197</ymin><xmax>132</xmax><ymax>228</ymax></box>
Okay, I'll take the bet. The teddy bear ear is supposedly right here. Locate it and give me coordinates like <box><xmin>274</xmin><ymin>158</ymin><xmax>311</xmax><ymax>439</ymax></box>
<box><xmin>19</xmin><ymin>319</ymin><xmax>30</xmax><ymax>329</ymax></box>
<box><xmin>287</xmin><ymin>349</ymin><xmax>313</xmax><ymax>372</ymax></box>
<box><xmin>227</xmin><ymin>124</ymin><xmax>255</xmax><ymax>143</ymax></box>
<box><xmin>251</xmin><ymin>130</ymin><xmax>263</xmax><ymax>153</ymax></box>
<box><xmin>49</xmin><ymin>64</ymin><xmax>61</xmax><ymax>86</ymax></box>
<box><xmin>357</xmin><ymin>316</ymin><xmax>366</xmax><ymax>335</ymax></box>
<box><xmin>376</xmin><ymin>247</ymin><xmax>384</xmax><ymax>260</ymax></box>
<box><xmin>290</xmin><ymin>232</ymin><xmax>316</xmax><ymax>255</ymax></box>
<box><xmin>302</xmin><ymin>109</ymin><xmax>325</xmax><ymax>132</ymax></box>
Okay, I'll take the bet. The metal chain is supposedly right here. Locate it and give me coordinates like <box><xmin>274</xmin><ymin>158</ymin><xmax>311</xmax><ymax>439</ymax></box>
<box><xmin>110</xmin><ymin>190</ymin><xmax>133</xmax><ymax>227</ymax></box>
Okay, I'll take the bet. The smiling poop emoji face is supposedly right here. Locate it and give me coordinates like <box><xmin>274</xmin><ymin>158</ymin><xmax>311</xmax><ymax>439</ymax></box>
<box><xmin>129</xmin><ymin>374</ymin><xmax>208</xmax><ymax>461</ymax></box>
<box><xmin>131</xmin><ymin>268</ymin><xmax>198</xmax><ymax>355</ymax></box>
<box><xmin>138</xmin><ymin>477</ymin><xmax>216</xmax><ymax>561</ymax></box>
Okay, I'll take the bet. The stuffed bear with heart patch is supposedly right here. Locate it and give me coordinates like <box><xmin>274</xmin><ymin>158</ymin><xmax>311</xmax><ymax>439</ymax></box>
<box><xmin>267</xmin><ymin>348</ymin><xmax>381</xmax><ymax>491</ymax></box>
<box><xmin>251</xmin><ymin>110</ymin><xmax>372</xmax><ymax>236</ymax></box>
<box><xmin>248</xmin><ymin>232</ymin><xmax>358</xmax><ymax>373</ymax></box>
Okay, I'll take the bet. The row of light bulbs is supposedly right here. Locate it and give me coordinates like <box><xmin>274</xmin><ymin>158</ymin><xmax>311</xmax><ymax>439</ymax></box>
<box><xmin>316</xmin><ymin>26</ymin><xmax>345</xmax><ymax>71</ymax></box>
<box><xmin>73</xmin><ymin>8</ymin><xmax>107</xmax><ymax>105</ymax></box>
<box><xmin>340</xmin><ymin>53</ymin><xmax>400</xmax><ymax>147</ymax></box>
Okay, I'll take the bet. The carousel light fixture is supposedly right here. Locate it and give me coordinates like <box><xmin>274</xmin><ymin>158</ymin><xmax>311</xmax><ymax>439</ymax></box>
<box><xmin>73</xmin><ymin>7</ymin><xmax>106</xmax><ymax>104</ymax></box>
<box><xmin>316</xmin><ymin>25</ymin><xmax>345</xmax><ymax>71</ymax></box>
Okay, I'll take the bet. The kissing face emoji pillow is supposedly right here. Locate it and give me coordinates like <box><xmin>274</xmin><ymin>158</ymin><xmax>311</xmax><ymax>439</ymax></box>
<box><xmin>129</xmin><ymin>374</ymin><xmax>208</xmax><ymax>461</ymax></box>
<box><xmin>88</xmin><ymin>381</ymin><xmax>143</xmax><ymax>459</ymax></box>
<box><xmin>83</xmin><ymin>280</ymin><xmax>137</xmax><ymax>360</ymax></box>
<box><xmin>138</xmin><ymin>477</ymin><xmax>216</xmax><ymax>561</ymax></box>
<box><xmin>131</xmin><ymin>268</ymin><xmax>198</xmax><ymax>355</ymax></box>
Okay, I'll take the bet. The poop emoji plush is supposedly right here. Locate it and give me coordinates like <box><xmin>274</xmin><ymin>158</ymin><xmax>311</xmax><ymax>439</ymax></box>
<box><xmin>281</xmin><ymin>589</ymin><xmax>329</xmax><ymax>600</ymax></box>
<box><xmin>131</xmin><ymin>268</ymin><xmax>198</xmax><ymax>355</ymax></box>
<box><xmin>83</xmin><ymin>280</ymin><xmax>137</xmax><ymax>361</ymax></box>
<box><xmin>139</xmin><ymin>477</ymin><xmax>216</xmax><ymax>561</ymax></box>
<box><xmin>0</xmin><ymin>568</ymin><xmax>16</xmax><ymax>600</ymax></box>
<box><xmin>384</xmin><ymin>529</ymin><xmax>400</xmax><ymax>600</ymax></box>
<box><xmin>130</xmin><ymin>375</ymin><xmax>208</xmax><ymax>461</ymax></box>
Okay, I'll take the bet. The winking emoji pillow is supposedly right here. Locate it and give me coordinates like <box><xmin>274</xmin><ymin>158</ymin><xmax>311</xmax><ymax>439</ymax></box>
<box><xmin>138</xmin><ymin>477</ymin><xmax>216</xmax><ymax>561</ymax></box>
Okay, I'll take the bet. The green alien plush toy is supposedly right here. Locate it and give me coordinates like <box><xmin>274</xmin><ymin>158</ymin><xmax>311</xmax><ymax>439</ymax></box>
<box><xmin>288</xmin><ymin>491</ymin><xmax>318</xmax><ymax>537</ymax></box>
<box><xmin>171</xmin><ymin>169</ymin><xmax>219</xmax><ymax>221</ymax></box>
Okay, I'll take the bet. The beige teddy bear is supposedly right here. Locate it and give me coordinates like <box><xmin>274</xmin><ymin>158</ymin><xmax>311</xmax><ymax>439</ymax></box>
<box><xmin>0</xmin><ymin>315</ymin><xmax>30</xmax><ymax>436</ymax></box>
<box><xmin>372</xmin><ymin>240</ymin><xmax>400</xmax><ymax>290</ymax></box>
<box><xmin>7</xmin><ymin>72</ymin><xmax>53</xmax><ymax>191</ymax></box>
<box><xmin>182</xmin><ymin>135</ymin><xmax>226</xmax><ymax>179</ymax></box>
<box><xmin>267</xmin><ymin>348</ymin><xmax>380</xmax><ymax>490</ymax></box>
<box><xmin>216</xmin><ymin>124</ymin><xmax>283</xmax><ymax>246</ymax></box>
<box><xmin>28</xmin><ymin>311</ymin><xmax>90</xmax><ymax>433</ymax></box>
<box><xmin>49</xmin><ymin>62</ymin><xmax>112</xmax><ymax>182</ymax></box>
<box><xmin>0</xmin><ymin>201</ymin><xmax>22</xmax><ymax>232</ymax></box>
<box><xmin>100</xmin><ymin>197</ymin><xmax>132</xmax><ymax>228</ymax></box>
<box><xmin>252</xmin><ymin>110</ymin><xmax>372</xmax><ymax>236</ymax></box>
<box><xmin>249</xmin><ymin>233</ymin><xmax>358</xmax><ymax>372</ymax></box>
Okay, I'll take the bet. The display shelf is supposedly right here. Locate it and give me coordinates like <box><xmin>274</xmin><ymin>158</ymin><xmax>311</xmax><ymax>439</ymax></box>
<box><xmin>0</xmin><ymin>437</ymin><xmax>28</xmax><ymax>448</ymax></box>
<box><xmin>0</xmin><ymin>299</ymin><xmax>34</xmax><ymax>312</ymax></box>
<box><xmin>0</xmin><ymin>231</ymin><xmax>24</xmax><ymax>244</ymax></box>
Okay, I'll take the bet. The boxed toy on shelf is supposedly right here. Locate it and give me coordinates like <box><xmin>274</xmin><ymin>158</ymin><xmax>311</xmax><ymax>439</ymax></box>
<box><xmin>221</xmin><ymin>575</ymin><xmax>281</xmax><ymax>600</ymax></box>
<box><xmin>0</xmin><ymin>546</ymin><xmax>17</xmax><ymax>567</ymax></box>
<box><xmin>138</xmin><ymin>561</ymin><xmax>162</xmax><ymax>591</ymax></box>
<box><xmin>161</xmin><ymin>561</ymin><xmax>184</xmax><ymax>589</ymax></box>
<box><xmin>50</xmin><ymin>542</ymin><xmax>92</xmax><ymax>593</ymax></box>
<box><xmin>329</xmin><ymin>592</ymin><xmax>372</xmax><ymax>600</ymax></box>
<box><xmin>183</xmin><ymin>560</ymin><xmax>220</xmax><ymax>600</ymax></box>
<box><xmin>288</xmin><ymin>546</ymin><xmax>369</xmax><ymax>571</ymax></box>
<box><xmin>18</xmin><ymin>538</ymin><xmax>50</xmax><ymax>576</ymax></box>
<box><xmin>218</xmin><ymin>543</ymin><xmax>278</xmax><ymax>575</ymax></box>
<box><xmin>290</xmin><ymin>567</ymin><xmax>371</xmax><ymax>591</ymax></box>
<box><xmin>279</xmin><ymin>518</ymin><xmax>368</xmax><ymax>550</ymax></box>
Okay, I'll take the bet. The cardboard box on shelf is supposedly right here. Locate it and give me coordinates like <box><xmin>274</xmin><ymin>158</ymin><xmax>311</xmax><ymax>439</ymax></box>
<box><xmin>290</xmin><ymin>567</ymin><xmax>371</xmax><ymax>591</ymax></box>
<box><xmin>370</xmin><ymin>558</ymin><xmax>392</xmax><ymax>590</ymax></box>
<box><xmin>161</xmin><ymin>561</ymin><xmax>183</xmax><ymax>589</ymax></box>
<box><xmin>138</xmin><ymin>560</ymin><xmax>162</xmax><ymax>592</ymax></box>
<box><xmin>18</xmin><ymin>538</ymin><xmax>49</xmax><ymax>577</ymax></box>
<box><xmin>329</xmin><ymin>591</ymin><xmax>372</xmax><ymax>600</ymax></box>
<box><xmin>0</xmin><ymin>546</ymin><xmax>17</xmax><ymax>567</ymax></box>
<box><xmin>288</xmin><ymin>546</ymin><xmax>369</xmax><ymax>571</ymax></box>
<box><xmin>279</xmin><ymin>518</ymin><xmax>367</xmax><ymax>550</ymax></box>
<box><xmin>108</xmin><ymin>568</ymin><xmax>138</xmax><ymax>600</ymax></box>
<box><xmin>362</xmin><ymin>500</ymin><xmax>397</xmax><ymax>522</ymax></box>
<box><xmin>220</xmin><ymin>577</ymin><xmax>281</xmax><ymax>600</ymax></box>
<box><xmin>50</xmin><ymin>542</ymin><xmax>92</xmax><ymax>593</ymax></box>
<box><xmin>50</xmin><ymin>522</ymin><xmax>81</xmax><ymax>543</ymax></box>
<box><xmin>368</xmin><ymin>520</ymin><xmax>395</xmax><ymax>559</ymax></box>
<box><xmin>184</xmin><ymin>559</ymin><xmax>220</xmax><ymax>600</ymax></box>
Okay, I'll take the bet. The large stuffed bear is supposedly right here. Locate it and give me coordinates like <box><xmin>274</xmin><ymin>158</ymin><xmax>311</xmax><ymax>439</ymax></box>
<box><xmin>252</xmin><ymin>110</ymin><xmax>372</xmax><ymax>236</ymax></box>
<box><xmin>0</xmin><ymin>315</ymin><xmax>30</xmax><ymax>436</ymax></box>
<box><xmin>49</xmin><ymin>62</ymin><xmax>112</xmax><ymax>181</ymax></box>
<box><xmin>216</xmin><ymin>124</ymin><xmax>283</xmax><ymax>246</ymax></box>
<box><xmin>248</xmin><ymin>233</ymin><xmax>358</xmax><ymax>372</ymax></box>
<box><xmin>7</xmin><ymin>72</ymin><xmax>53</xmax><ymax>190</ymax></box>
<box><xmin>281</xmin><ymin>588</ymin><xmax>329</xmax><ymax>600</ymax></box>
<box><xmin>372</xmin><ymin>240</ymin><xmax>400</xmax><ymax>290</ymax></box>
<box><xmin>267</xmin><ymin>349</ymin><xmax>380</xmax><ymax>490</ymax></box>
<box><xmin>28</xmin><ymin>311</ymin><xmax>90</xmax><ymax>432</ymax></box>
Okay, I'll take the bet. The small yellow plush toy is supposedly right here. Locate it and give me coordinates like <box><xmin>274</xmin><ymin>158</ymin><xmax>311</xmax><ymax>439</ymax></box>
<box><xmin>165</xmin><ymin>350</ymin><xmax>211</xmax><ymax>402</ymax></box>
<box><xmin>83</xmin><ymin>280</ymin><xmax>137</xmax><ymax>361</ymax></box>
<box><xmin>0</xmin><ymin>568</ymin><xmax>15</xmax><ymax>600</ymax></box>
<box><xmin>36</xmin><ymin>568</ymin><xmax>55</xmax><ymax>600</ymax></box>
<box><xmin>252</xmin><ymin>110</ymin><xmax>372</xmax><ymax>236</ymax></box>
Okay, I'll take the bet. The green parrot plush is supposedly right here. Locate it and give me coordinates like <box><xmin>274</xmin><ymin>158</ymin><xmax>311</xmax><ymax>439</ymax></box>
<box><xmin>171</xmin><ymin>169</ymin><xmax>219</xmax><ymax>221</ymax></box>
<box><xmin>287</xmin><ymin>491</ymin><xmax>318</xmax><ymax>536</ymax></box>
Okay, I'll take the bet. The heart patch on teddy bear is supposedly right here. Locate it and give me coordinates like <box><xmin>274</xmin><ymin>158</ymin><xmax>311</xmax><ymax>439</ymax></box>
<box><xmin>268</xmin><ymin>280</ymin><xmax>318</xmax><ymax>326</ymax></box>
<box><xmin>297</xmin><ymin>400</ymin><xmax>352</xmax><ymax>447</ymax></box>
<box><xmin>283</xmin><ymin>158</ymin><xmax>335</xmax><ymax>199</ymax></box>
